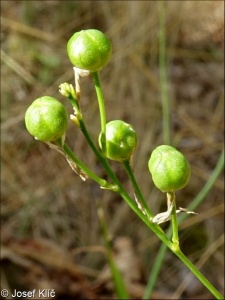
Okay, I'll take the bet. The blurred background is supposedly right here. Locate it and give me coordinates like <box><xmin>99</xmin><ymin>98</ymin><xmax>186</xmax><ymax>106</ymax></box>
<box><xmin>1</xmin><ymin>1</ymin><xmax>224</xmax><ymax>299</ymax></box>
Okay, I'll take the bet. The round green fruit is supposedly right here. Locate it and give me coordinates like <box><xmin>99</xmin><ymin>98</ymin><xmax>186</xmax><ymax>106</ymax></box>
<box><xmin>99</xmin><ymin>120</ymin><xmax>138</xmax><ymax>162</ymax></box>
<box><xmin>67</xmin><ymin>29</ymin><xmax>112</xmax><ymax>72</ymax></box>
<box><xmin>25</xmin><ymin>96</ymin><xmax>68</xmax><ymax>141</ymax></box>
<box><xmin>148</xmin><ymin>145</ymin><xmax>191</xmax><ymax>192</ymax></box>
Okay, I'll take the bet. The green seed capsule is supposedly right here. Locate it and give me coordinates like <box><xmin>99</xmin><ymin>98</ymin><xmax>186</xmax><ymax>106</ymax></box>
<box><xmin>25</xmin><ymin>96</ymin><xmax>68</xmax><ymax>141</ymax></box>
<box><xmin>67</xmin><ymin>29</ymin><xmax>112</xmax><ymax>72</ymax></box>
<box><xmin>99</xmin><ymin>120</ymin><xmax>138</xmax><ymax>162</ymax></box>
<box><xmin>148</xmin><ymin>145</ymin><xmax>191</xmax><ymax>192</ymax></box>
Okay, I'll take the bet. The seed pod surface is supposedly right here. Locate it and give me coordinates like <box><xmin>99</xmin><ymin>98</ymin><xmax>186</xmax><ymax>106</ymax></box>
<box><xmin>148</xmin><ymin>145</ymin><xmax>191</xmax><ymax>192</ymax></box>
<box><xmin>25</xmin><ymin>96</ymin><xmax>68</xmax><ymax>141</ymax></box>
<box><xmin>99</xmin><ymin>120</ymin><xmax>137</xmax><ymax>162</ymax></box>
<box><xmin>67</xmin><ymin>29</ymin><xmax>112</xmax><ymax>72</ymax></box>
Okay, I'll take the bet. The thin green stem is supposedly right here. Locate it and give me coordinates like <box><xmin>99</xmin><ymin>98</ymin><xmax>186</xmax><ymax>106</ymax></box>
<box><xmin>66</xmin><ymin>88</ymin><xmax>154</xmax><ymax>226</ymax></box>
<box><xmin>175</xmin><ymin>249</ymin><xmax>223</xmax><ymax>299</ymax></box>
<box><xmin>182</xmin><ymin>148</ymin><xmax>224</xmax><ymax>214</ymax></box>
<box><xmin>142</xmin><ymin>245</ymin><xmax>166</xmax><ymax>299</ymax></box>
<box><xmin>76</xmin><ymin>116</ymin><xmax>172</xmax><ymax>242</ymax></box>
<box><xmin>168</xmin><ymin>191</ymin><xmax>179</xmax><ymax>249</ymax></box>
<box><xmin>62</xmin><ymin>142</ymin><xmax>114</xmax><ymax>190</ymax></box>
<box><xmin>96</xmin><ymin>199</ymin><xmax>130</xmax><ymax>299</ymax></box>
<box><xmin>68</xmin><ymin>94</ymin><xmax>78</xmax><ymax>109</ymax></box>
<box><xmin>78</xmin><ymin>118</ymin><xmax>172</xmax><ymax>248</ymax></box>
<box><xmin>65</xmin><ymin>69</ymin><xmax>223</xmax><ymax>299</ymax></box>
<box><xmin>144</xmin><ymin>149</ymin><xmax>224</xmax><ymax>299</ymax></box>
<box><xmin>74</xmin><ymin>117</ymin><xmax>223</xmax><ymax>299</ymax></box>
<box><xmin>158</xmin><ymin>0</ymin><xmax>170</xmax><ymax>144</ymax></box>
<box><xmin>122</xmin><ymin>159</ymin><xmax>154</xmax><ymax>219</ymax></box>
<box><xmin>91</xmin><ymin>71</ymin><xmax>107</xmax><ymax>155</ymax></box>
<box><xmin>66</xmin><ymin>82</ymin><xmax>129</xmax><ymax>297</ymax></box>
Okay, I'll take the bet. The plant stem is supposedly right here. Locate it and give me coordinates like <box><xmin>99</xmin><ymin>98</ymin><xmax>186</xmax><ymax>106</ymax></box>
<box><xmin>62</xmin><ymin>142</ymin><xmax>114</xmax><ymax>189</ymax></box>
<box><xmin>96</xmin><ymin>199</ymin><xmax>130</xmax><ymax>299</ymax></box>
<box><xmin>175</xmin><ymin>249</ymin><xmax>223</xmax><ymax>299</ymax></box>
<box><xmin>158</xmin><ymin>0</ymin><xmax>170</xmax><ymax>144</ymax></box>
<box><xmin>74</xmin><ymin>117</ymin><xmax>224</xmax><ymax>299</ymax></box>
<box><xmin>168</xmin><ymin>191</ymin><xmax>179</xmax><ymax>249</ymax></box>
<box><xmin>183</xmin><ymin>148</ymin><xmax>224</xmax><ymax>214</ymax></box>
<box><xmin>76</xmin><ymin>116</ymin><xmax>170</xmax><ymax>242</ymax></box>
<box><xmin>144</xmin><ymin>149</ymin><xmax>224</xmax><ymax>299</ymax></box>
<box><xmin>77</xmin><ymin>118</ymin><xmax>172</xmax><ymax>247</ymax></box>
<box><xmin>122</xmin><ymin>159</ymin><xmax>154</xmax><ymax>219</ymax></box>
<box><xmin>67</xmin><ymin>69</ymin><xmax>223</xmax><ymax>299</ymax></box>
<box><xmin>142</xmin><ymin>244</ymin><xmax>166</xmax><ymax>300</ymax></box>
<box><xmin>91</xmin><ymin>71</ymin><xmax>107</xmax><ymax>155</ymax></box>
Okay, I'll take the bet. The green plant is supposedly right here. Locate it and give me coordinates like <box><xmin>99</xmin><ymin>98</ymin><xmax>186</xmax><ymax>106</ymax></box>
<box><xmin>67</xmin><ymin>29</ymin><xmax>112</xmax><ymax>72</ymax></box>
<box><xmin>99</xmin><ymin>120</ymin><xmax>138</xmax><ymax>162</ymax></box>
<box><xmin>25</xmin><ymin>96</ymin><xmax>68</xmax><ymax>141</ymax></box>
<box><xmin>24</xmin><ymin>28</ymin><xmax>224</xmax><ymax>299</ymax></box>
<box><xmin>148</xmin><ymin>145</ymin><xmax>191</xmax><ymax>193</ymax></box>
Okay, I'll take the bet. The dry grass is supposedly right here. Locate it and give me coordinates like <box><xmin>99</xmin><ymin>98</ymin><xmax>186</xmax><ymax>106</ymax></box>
<box><xmin>1</xmin><ymin>1</ymin><xmax>224</xmax><ymax>299</ymax></box>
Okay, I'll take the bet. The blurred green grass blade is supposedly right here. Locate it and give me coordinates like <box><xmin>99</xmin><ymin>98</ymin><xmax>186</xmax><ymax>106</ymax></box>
<box><xmin>158</xmin><ymin>0</ymin><xmax>170</xmax><ymax>145</ymax></box>
<box><xmin>143</xmin><ymin>148</ymin><xmax>224</xmax><ymax>299</ymax></box>
<box><xmin>108</xmin><ymin>255</ymin><xmax>130</xmax><ymax>299</ymax></box>
<box><xmin>96</xmin><ymin>200</ymin><xmax>129</xmax><ymax>299</ymax></box>
<box><xmin>181</xmin><ymin>148</ymin><xmax>224</xmax><ymax>214</ymax></box>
